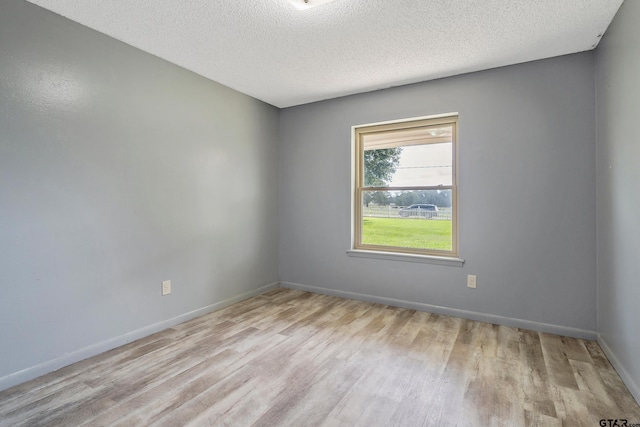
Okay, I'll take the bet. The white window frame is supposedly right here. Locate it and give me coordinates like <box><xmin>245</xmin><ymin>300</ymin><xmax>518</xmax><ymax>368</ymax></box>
<box><xmin>349</xmin><ymin>114</ymin><xmax>463</xmax><ymax>266</ymax></box>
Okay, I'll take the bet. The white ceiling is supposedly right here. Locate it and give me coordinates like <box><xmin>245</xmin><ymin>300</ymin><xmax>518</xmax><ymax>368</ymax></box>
<box><xmin>25</xmin><ymin>0</ymin><xmax>623</xmax><ymax>108</ymax></box>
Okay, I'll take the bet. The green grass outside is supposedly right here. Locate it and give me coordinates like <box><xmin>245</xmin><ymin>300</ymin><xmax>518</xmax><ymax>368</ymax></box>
<box><xmin>362</xmin><ymin>217</ymin><xmax>452</xmax><ymax>250</ymax></box>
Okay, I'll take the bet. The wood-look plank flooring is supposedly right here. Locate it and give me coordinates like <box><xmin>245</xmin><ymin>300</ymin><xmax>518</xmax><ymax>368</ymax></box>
<box><xmin>1</xmin><ymin>288</ymin><xmax>639</xmax><ymax>426</ymax></box>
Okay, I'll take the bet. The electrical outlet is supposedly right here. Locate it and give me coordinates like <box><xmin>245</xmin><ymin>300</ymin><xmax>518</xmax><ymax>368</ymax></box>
<box><xmin>467</xmin><ymin>275</ymin><xmax>477</xmax><ymax>289</ymax></box>
<box><xmin>162</xmin><ymin>280</ymin><xmax>171</xmax><ymax>296</ymax></box>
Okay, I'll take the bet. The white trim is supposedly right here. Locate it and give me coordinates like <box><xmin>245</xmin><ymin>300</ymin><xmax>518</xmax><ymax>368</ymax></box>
<box><xmin>0</xmin><ymin>281</ymin><xmax>280</xmax><ymax>392</ymax></box>
<box><xmin>597</xmin><ymin>334</ymin><xmax>640</xmax><ymax>404</ymax></box>
<box><xmin>280</xmin><ymin>281</ymin><xmax>597</xmax><ymax>340</ymax></box>
<box><xmin>351</xmin><ymin>112</ymin><xmax>460</xmax><ymax>130</ymax></box>
<box><xmin>347</xmin><ymin>249</ymin><xmax>464</xmax><ymax>266</ymax></box>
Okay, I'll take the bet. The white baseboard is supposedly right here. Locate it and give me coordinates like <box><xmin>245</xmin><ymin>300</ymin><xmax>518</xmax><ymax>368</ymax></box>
<box><xmin>0</xmin><ymin>281</ymin><xmax>279</xmax><ymax>392</ymax></box>
<box><xmin>280</xmin><ymin>281</ymin><xmax>597</xmax><ymax>341</ymax></box>
<box><xmin>597</xmin><ymin>335</ymin><xmax>640</xmax><ymax>405</ymax></box>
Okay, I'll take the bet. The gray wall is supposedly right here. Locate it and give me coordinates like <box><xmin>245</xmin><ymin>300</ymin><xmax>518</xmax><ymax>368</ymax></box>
<box><xmin>280</xmin><ymin>53</ymin><xmax>597</xmax><ymax>335</ymax></box>
<box><xmin>595</xmin><ymin>0</ymin><xmax>640</xmax><ymax>401</ymax></box>
<box><xmin>0</xmin><ymin>0</ymin><xmax>279</xmax><ymax>388</ymax></box>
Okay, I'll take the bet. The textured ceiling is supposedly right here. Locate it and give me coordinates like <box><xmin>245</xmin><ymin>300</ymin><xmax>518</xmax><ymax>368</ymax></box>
<box><xmin>25</xmin><ymin>0</ymin><xmax>623</xmax><ymax>108</ymax></box>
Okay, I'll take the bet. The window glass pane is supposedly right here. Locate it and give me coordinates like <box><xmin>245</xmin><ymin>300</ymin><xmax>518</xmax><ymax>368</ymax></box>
<box><xmin>363</xmin><ymin>125</ymin><xmax>452</xmax><ymax>188</ymax></box>
<box><xmin>361</xmin><ymin>190</ymin><xmax>453</xmax><ymax>251</ymax></box>
<box><xmin>390</xmin><ymin>142</ymin><xmax>452</xmax><ymax>187</ymax></box>
<box><xmin>362</xmin><ymin>147</ymin><xmax>403</xmax><ymax>187</ymax></box>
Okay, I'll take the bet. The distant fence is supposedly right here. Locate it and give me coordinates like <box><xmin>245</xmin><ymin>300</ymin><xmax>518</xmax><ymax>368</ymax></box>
<box><xmin>362</xmin><ymin>205</ymin><xmax>452</xmax><ymax>220</ymax></box>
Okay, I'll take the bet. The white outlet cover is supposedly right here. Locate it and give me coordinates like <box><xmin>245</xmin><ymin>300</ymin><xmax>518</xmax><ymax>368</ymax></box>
<box><xmin>467</xmin><ymin>275</ymin><xmax>477</xmax><ymax>289</ymax></box>
<box><xmin>162</xmin><ymin>280</ymin><xmax>171</xmax><ymax>295</ymax></box>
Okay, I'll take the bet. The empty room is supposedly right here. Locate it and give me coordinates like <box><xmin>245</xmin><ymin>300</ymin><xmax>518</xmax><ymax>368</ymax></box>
<box><xmin>1</xmin><ymin>0</ymin><xmax>639</xmax><ymax>425</ymax></box>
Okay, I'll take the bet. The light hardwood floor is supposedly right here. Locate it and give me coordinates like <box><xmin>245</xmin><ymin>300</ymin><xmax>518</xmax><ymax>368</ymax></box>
<box><xmin>1</xmin><ymin>288</ymin><xmax>639</xmax><ymax>426</ymax></box>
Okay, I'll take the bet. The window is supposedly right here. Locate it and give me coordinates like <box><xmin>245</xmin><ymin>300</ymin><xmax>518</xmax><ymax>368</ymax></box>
<box><xmin>353</xmin><ymin>114</ymin><xmax>458</xmax><ymax>258</ymax></box>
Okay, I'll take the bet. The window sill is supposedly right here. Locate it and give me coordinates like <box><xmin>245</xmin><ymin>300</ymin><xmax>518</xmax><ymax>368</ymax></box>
<box><xmin>346</xmin><ymin>249</ymin><xmax>464</xmax><ymax>267</ymax></box>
